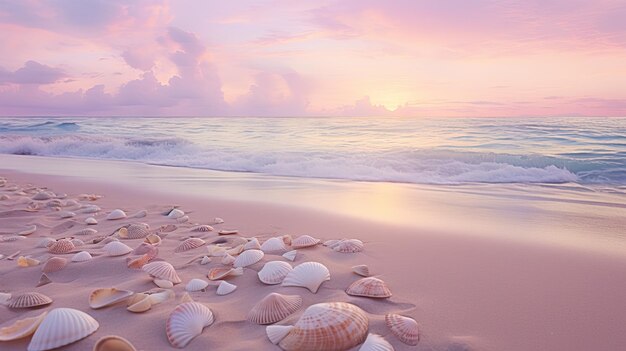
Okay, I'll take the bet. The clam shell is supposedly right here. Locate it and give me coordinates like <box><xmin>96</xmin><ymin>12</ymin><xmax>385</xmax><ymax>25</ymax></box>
<box><xmin>133</xmin><ymin>242</ymin><xmax>158</xmax><ymax>255</ymax></box>
<box><xmin>185</xmin><ymin>279</ymin><xmax>209</xmax><ymax>292</ymax></box>
<box><xmin>216</xmin><ymin>281</ymin><xmax>237</xmax><ymax>295</ymax></box>
<box><xmin>144</xmin><ymin>233</ymin><xmax>161</xmax><ymax>245</ymax></box>
<box><xmin>47</xmin><ymin>239</ymin><xmax>75</xmax><ymax>254</ymax></box>
<box><xmin>207</xmin><ymin>266</ymin><xmax>243</xmax><ymax>280</ymax></box>
<box><xmin>278</xmin><ymin>302</ymin><xmax>368</xmax><ymax>351</ymax></box>
<box><xmin>385</xmin><ymin>314</ymin><xmax>419</xmax><ymax>346</ymax></box>
<box><xmin>266</xmin><ymin>325</ymin><xmax>294</xmax><ymax>344</ymax></box>
<box><xmin>148</xmin><ymin>290</ymin><xmax>175</xmax><ymax>305</ymax></box>
<box><xmin>37</xmin><ymin>274</ymin><xmax>52</xmax><ymax>287</ymax></box>
<box><xmin>243</xmin><ymin>237</ymin><xmax>261</xmax><ymax>250</ymax></box>
<box><xmin>226</xmin><ymin>244</ymin><xmax>245</xmax><ymax>256</ymax></box>
<box><xmin>359</xmin><ymin>334</ymin><xmax>394</xmax><ymax>351</ymax></box>
<box><xmin>221</xmin><ymin>253</ymin><xmax>235</xmax><ymax>265</ymax></box>
<box><xmin>291</xmin><ymin>235</ymin><xmax>320</xmax><ymax>249</ymax></box>
<box><xmin>346</xmin><ymin>277</ymin><xmax>392</xmax><ymax>298</ymax></box>
<box><xmin>36</xmin><ymin>238</ymin><xmax>56</xmax><ymax>248</ymax></box>
<box><xmin>42</xmin><ymin>257</ymin><xmax>68</xmax><ymax>273</ymax></box>
<box><xmin>166</xmin><ymin>302</ymin><xmax>214</xmax><ymax>348</ymax></box>
<box><xmin>191</xmin><ymin>225</ymin><xmax>213</xmax><ymax>232</ymax></box>
<box><xmin>127</xmin><ymin>254</ymin><xmax>151</xmax><ymax>269</ymax></box>
<box><xmin>107</xmin><ymin>209</ymin><xmax>127</xmax><ymax>220</ymax></box>
<box><xmin>282</xmin><ymin>250</ymin><xmax>297</xmax><ymax>262</ymax></box>
<box><xmin>167</xmin><ymin>208</ymin><xmax>185</xmax><ymax>219</ymax></box>
<box><xmin>142</xmin><ymin>261</ymin><xmax>181</xmax><ymax>283</ymax></box>
<box><xmin>89</xmin><ymin>288</ymin><xmax>134</xmax><ymax>309</ymax></box>
<box><xmin>174</xmin><ymin>238</ymin><xmax>205</xmax><ymax>253</ymax></box>
<box><xmin>332</xmin><ymin>239</ymin><xmax>364</xmax><ymax>253</ymax></box>
<box><xmin>93</xmin><ymin>335</ymin><xmax>137</xmax><ymax>351</ymax></box>
<box><xmin>103</xmin><ymin>241</ymin><xmax>133</xmax><ymax>257</ymax></box>
<box><xmin>126</xmin><ymin>295</ymin><xmax>152</xmax><ymax>313</ymax></box>
<box><xmin>200</xmin><ymin>256</ymin><xmax>211</xmax><ymax>265</ymax></box>
<box><xmin>125</xmin><ymin>223</ymin><xmax>150</xmax><ymax>239</ymax></box>
<box><xmin>352</xmin><ymin>265</ymin><xmax>370</xmax><ymax>277</ymax></box>
<box><xmin>72</xmin><ymin>251</ymin><xmax>93</xmax><ymax>262</ymax></box>
<box><xmin>154</xmin><ymin>279</ymin><xmax>174</xmax><ymax>289</ymax></box>
<box><xmin>233</xmin><ymin>249</ymin><xmax>264</xmax><ymax>268</ymax></box>
<box><xmin>248</xmin><ymin>293</ymin><xmax>302</xmax><ymax>325</ymax></box>
<box><xmin>17</xmin><ymin>225</ymin><xmax>37</xmax><ymax>236</ymax></box>
<box><xmin>28</xmin><ymin>308</ymin><xmax>99</xmax><ymax>351</ymax></box>
<box><xmin>258</xmin><ymin>261</ymin><xmax>293</xmax><ymax>285</ymax></box>
<box><xmin>260</xmin><ymin>237</ymin><xmax>286</xmax><ymax>253</ymax></box>
<box><xmin>0</xmin><ymin>311</ymin><xmax>47</xmax><ymax>341</ymax></box>
<box><xmin>131</xmin><ymin>209</ymin><xmax>148</xmax><ymax>218</ymax></box>
<box><xmin>281</xmin><ymin>261</ymin><xmax>330</xmax><ymax>293</ymax></box>
<box><xmin>85</xmin><ymin>217</ymin><xmax>98</xmax><ymax>225</ymax></box>
<box><xmin>17</xmin><ymin>256</ymin><xmax>40</xmax><ymax>267</ymax></box>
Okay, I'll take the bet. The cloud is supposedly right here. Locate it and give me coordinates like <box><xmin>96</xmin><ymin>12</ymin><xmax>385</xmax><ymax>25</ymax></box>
<box><xmin>0</xmin><ymin>61</ymin><xmax>67</xmax><ymax>85</ymax></box>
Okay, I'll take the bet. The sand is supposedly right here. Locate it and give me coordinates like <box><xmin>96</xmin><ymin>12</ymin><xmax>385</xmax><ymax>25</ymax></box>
<box><xmin>1</xmin><ymin>157</ymin><xmax>626</xmax><ymax>351</ymax></box>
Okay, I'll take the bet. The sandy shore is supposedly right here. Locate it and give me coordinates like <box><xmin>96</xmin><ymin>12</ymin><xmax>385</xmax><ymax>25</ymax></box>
<box><xmin>1</xmin><ymin>156</ymin><xmax>626</xmax><ymax>351</ymax></box>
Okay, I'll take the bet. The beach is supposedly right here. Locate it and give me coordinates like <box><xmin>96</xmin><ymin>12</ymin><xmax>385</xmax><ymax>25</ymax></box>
<box><xmin>1</xmin><ymin>155</ymin><xmax>625</xmax><ymax>351</ymax></box>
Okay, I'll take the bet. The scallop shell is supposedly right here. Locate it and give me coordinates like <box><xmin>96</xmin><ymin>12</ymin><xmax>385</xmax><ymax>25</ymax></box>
<box><xmin>70</xmin><ymin>251</ymin><xmax>92</xmax><ymax>262</ymax></box>
<box><xmin>17</xmin><ymin>225</ymin><xmax>37</xmax><ymax>236</ymax></box>
<box><xmin>154</xmin><ymin>279</ymin><xmax>174</xmax><ymax>289</ymax></box>
<box><xmin>107</xmin><ymin>209</ymin><xmax>127</xmax><ymax>220</ymax></box>
<box><xmin>174</xmin><ymin>238</ymin><xmax>205</xmax><ymax>253</ymax></box>
<box><xmin>8</xmin><ymin>292</ymin><xmax>53</xmax><ymax>309</ymax></box>
<box><xmin>218</xmin><ymin>229</ymin><xmax>238</xmax><ymax>235</ymax></box>
<box><xmin>233</xmin><ymin>249</ymin><xmax>264</xmax><ymax>268</ymax></box>
<box><xmin>166</xmin><ymin>302</ymin><xmax>214</xmax><ymax>348</ymax></box>
<box><xmin>89</xmin><ymin>288</ymin><xmax>134</xmax><ymax>309</ymax></box>
<box><xmin>248</xmin><ymin>293</ymin><xmax>302</xmax><ymax>325</ymax></box>
<box><xmin>142</xmin><ymin>261</ymin><xmax>181</xmax><ymax>283</ymax></box>
<box><xmin>125</xmin><ymin>223</ymin><xmax>150</xmax><ymax>239</ymax></box>
<box><xmin>93</xmin><ymin>335</ymin><xmax>137</xmax><ymax>351</ymax></box>
<box><xmin>144</xmin><ymin>233</ymin><xmax>161</xmax><ymax>245</ymax></box>
<box><xmin>200</xmin><ymin>256</ymin><xmax>211</xmax><ymax>265</ymax></box>
<box><xmin>216</xmin><ymin>281</ymin><xmax>237</xmax><ymax>295</ymax></box>
<box><xmin>37</xmin><ymin>273</ymin><xmax>52</xmax><ymax>287</ymax></box>
<box><xmin>260</xmin><ymin>237</ymin><xmax>286</xmax><ymax>253</ymax></box>
<box><xmin>133</xmin><ymin>242</ymin><xmax>158</xmax><ymax>256</ymax></box>
<box><xmin>221</xmin><ymin>253</ymin><xmax>235</xmax><ymax>265</ymax></box>
<box><xmin>359</xmin><ymin>334</ymin><xmax>394</xmax><ymax>351</ymax></box>
<box><xmin>47</xmin><ymin>239</ymin><xmax>75</xmax><ymax>254</ymax></box>
<box><xmin>185</xmin><ymin>278</ymin><xmax>209</xmax><ymax>292</ymax></box>
<box><xmin>266</xmin><ymin>325</ymin><xmax>294</xmax><ymax>344</ymax></box>
<box><xmin>28</xmin><ymin>308</ymin><xmax>99</xmax><ymax>351</ymax></box>
<box><xmin>282</xmin><ymin>250</ymin><xmax>297</xmax><ymax>262</ymax></box>
<box><xmin>167</xmin><ymin>208</ymin><xmax>185</xmax><ymax>219</ymax></box>
<box><xmin>36</xmin><ymin>238</ymin><xmax>56</xmax><ymax>248</ymax></box>
<box><xmin>352</xmin><ymin>265</ymin><xmax>370</xmax><ymax>277</ymax></box>
<box><xmin>278</xmin><ymin>302</ymin><xmax>369</xmax><ymax>351</ymax></box>
<box><xmin>207</xmin><ymin>266</ymin><xmax>243</xmax><ymax>280</ymax></box>
<box><xmin>281</xmin><ymin>261</ymin><xmax>330</xmax><ymax>293</ymax></box>
<box><xmin>0</xmin><ymin>311</ymin><xmax>47</xmax><ymax>341</ymax></box>
<box><xmin>42</xmin><ymin>257</ymin><xmax>68</xmax><ymax>273</ymax></box>
<box><xmin>191</xmin><ymin>225</ymin><xmax>213</xmax><ymax>232</ymax></box>
<box><xmin>17</xmin><ymin>256</ymin><xmax>40</xmax><ymax>267</ymax></box>
<box><xmin>332</xmin><ymin>239</ymin><xmax>364</xmax><ymax>253</ymax></box>
<box><xmin>346</xmin><ymin>277</ymin><xmax>392</xmax><ymax>298</ymax></box>
<box><xmin>385</xmin><ymin>314</ymin><xmax>419</xmax><ymax>346</ymax></box>
<box><xmin>258</xmin><ymin>261</ymin><xmax>293</xmax><ymax>285</ymax></box>
<box><xmin>243</xmin><ymin>238</ymin><xmax>261</xmax><ymax>250</ymax></box>
<box><xmin>291</xmin><ymin>235</ymin><xmax>320</xmax><ymax>249</ymax></box>
<box><xmin>85</xmin><ymin>217</ymin><xmax>98</xmax><ymax>225</ymax></box>
<box><xmin>103</xmin><ymin>241</ymin><xmax>133</xmax><ymax>257</ymax></box>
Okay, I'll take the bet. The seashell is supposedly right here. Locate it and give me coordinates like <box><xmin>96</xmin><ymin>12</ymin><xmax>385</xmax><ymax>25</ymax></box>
<box><xmin>177</xmin><ymin>215</ymin><xmax>189</xmax><ymax>223</ymax></box>
<box><xmin>323</xmin><ymin>239</ymin><xmax>340</xmax><ymax>247</ymax></box>
<box><xmin>18</xmin><ymin>256</ymin><xmax>41</xmax><ymax>267</ymax></box>
<box><xmin>206</xmin><ymin>245</ymin><xmax>226</xmax><ymax>257</ymax></box>
<box><xmin>144</xmin><ymin>233</ymin><xmax>162</xmax><ymax>245</ymax></box>
<box><xmin>85</xmin><ymin>217</ymin><xmax>98</xmax><ymax>225</ymax></box>
<box><xmin>101</xmin><ymin>237</ymin><xmax>119</xmax><ymax>245</ymax></box>
<box><xmin>200</xmin><ymin>256</ymin><xmax>211</xmax><ymax>265</ymax></box>
<box><xmin>221</xmin><ymin>253</ymin><xmax>235</xmax><ymax>265</ymax></box>
<box><xmin>42</xmin><ymin>257</ymin><xmax>68</xmax><ymax>273</ymax></box>
<box><xmin>352</xmin><ymin>265</ymin><xmax>370</xmax><ymax>277</ymax></box>
<box><xmin>216</xmin><ymin>281</ymin><xmax>237</xmax><ymax>295</ymax></box>
<box><xmin>47</xmin><ymin>199</ymin><xmax>63</xmax><ymax>207</ymax></box>
<box><xmin>126</xmin><ymin>294</ymin><xmax>152</xmax><ymax>313</ymax></box>
<box><xmin>1</xmin><ymin>235</ymin><xmax>26</xmax><ymax>242</ymax></box>
<box><xmin>93</xmin><ymin>335</ymin><xmax>137</xmax><ymax>351</ymax></box>
<box><xmin>32</xmin><ymin>191</ymin><xmax>52</xmax><ymax>200</ymax></box>
<box><xmin>115</xmin><ymin>227</ymin><xmax>129</xmax><ymax>238</ymax></box>
<box><xmin>167</xmin><ymin>208</ymin><xmax>185</xmax><ymax>219</ymax></box>
<box><xmin>131</xmin><ymin>209</ymin><xmax>147</xmax><ymax>218</ymax></box>
<box><xmin>65</xmin><ymin>199</ymin><xmax>80</xmax><ymax>207</ymax></box>
<box><xmin>260</xmin><ymin>237</ymin><xmax>286</xmax><ymax>253</ymax></box>
<box><xmin>103</xmin><ymin>241</ymin><xmax>133</xmax><ymax>257</ymax></box>
<box><xmin>233</xmin><ymin>249</ymin><xmax>264</xmax><ymax>268</ymax></box>
<box><xmin>81</xmin><ymin>205</ymin><xmax>101</xmax><ymax>214</ymax></box>
<box><xmin>266</xmin><ymin>325</ymin><xmax>294</xmax><ymax>344</ymax></box>
<box><xmin>58</xmin><ymin>211</ymin><xmax>76</xmax><ymax>219</ymax></box>
<box><xmin>47</xmin><ymin>239</ymin><xmax>75</xmax><ymax>254</ymax></box>
<box><xmin>133</xmin><ymin>242</ymin><xmax>158</xmax><ymax>255</ymax></box>
<box><xmin>282</xmin><ymin>250</ymin><xmax>297</xmax><ymax>261</ymax></box>
<box><xmin>226</xmin><ymin>244</ymin><xmax>245</xmax><ymax>256</ymax></box>
<box><xmin>258</xmin><ymin>261</ymin><xmax>293</xmax><ymax>285</ymax></box>
<box><xmin>359</xmin><ymin>334</ymin><xmax>394</xmax><ymax>351</ymax></box>
<box><xmin>75</xmin><ymin>228</ymin><xmax>98</xmax><ymax>236</ymax></box>
<box><xmin>126</xmin><ymin>223</ymin><xmax>150</xmax><ymax>239</ymax></box>
<box><xmin>207</xmin><ymin>266</ymin><xmax>243</xmax><ymax>281</ymax></box>
<box><xmin>37</xmin><ymin>273</ymin><xmax>52</xmax><ymax>287</ymax></box>
<box><xmin>28</xmin><ymin>308</ymin><xmax>99</xmax><ymax>351</ymax></box>
<box><xmin>385</xmin><ymin>314</ymin><xmax>419</xmax><ymax>346</ymax></box>
<box><xmin>148</xmin><ymin>290</ymin><xmax>175</xmax><ymax>305</ymax></box>
<box><xmin>282</xmin><ymin>234</ymin><xmax>292</xmax><ymax>246</ymax></box>
<box><xmin>281</xmin><ymin>261</ymin><xmax>330</xmax><ymax>293</ymax></box>
<box><xmin>70</xmin><ymin>238</ymin><xmax>85</xmax><ymax>247</ymax></box>
<box><xmin>185</xmin><ymin>278</ymin><xmax>209</xmax><ymax>292</ymax></box>
<box><xmin>107</xmin><ymin>209</ymin><xmax>127</xmax><ymax>220</ymax></box>
<box><xmin>166</xmin><ymin>302</ymin><xmax>214</xmax><ymax>348</ymax></box>
<box><xmin>248</xmin><ymin>293</ymin><xmax>302</xmax><ymax>325</ymax></box>
<box><xmin>159</xmin><ymin>224</ymin><xmax>178</xmax><ymax>233</ymax></box>
<box><xmin>8</xmin><ymin>292</ymin><xmax>53</xmax><ymax>309</ymax></box>
<box><xmin>243</xmin><ymin>238</ymin><xmax>261</xmax><ymax>250</ymax></box>
<box><xmin>191</xmin><ymin>225</ymin><xmax>213</xmax><ymax>232</ymax></box>
<box><xmin>218</xmin><ymin>229</ymin><xmax>238</xmax><ymax>235</ymax></box>
<box><xmin>175</xmin><ymin>238</ymin><xmax>205</xmax><ymax>253</ymax></box>
<box><xmin>213</xmin><ymin>217</ymin><xmax>224</xmax><ymax>224</ymax></box>
<box><xmin>332</xmin><ymin>239</ymin><xmax>364</xmax><ymax>253</ymax></box>
<box><xmin>278</xmin><ymin>302</ymin><xmax>369</xmax><ymax>351</ymax></box>
<box><xmin>36</xmin><ymin>238</ymin><xmax>56</xmax><ymax>248</ymax></box>
<box><xmin>346</xmin><ymin>277</ymin><xmax>392</xmax><ymax>298</ymax></box>
<box><xmin>17</xmin><ymin>225</ymin><xmax>37</xmax><ymax>236</ymax></box>
<box><xmin>89</xmin><ymin>288</ymin><xmax>134</xmax><ymax>309</ymax></box>
<box><xmin>72</xmin><ymin>251</ymin><xmax>93</xmax><ymax>262</ymax></box>
<box><xmin>127</xmin><ymin>254</ymin><xmax>151</xmax><ymax>269</ymax></box>
<box><xmin>0</xmin><ymin>311</ymin><xmax>47</xmax><ymax>342</ymax></box>
<box><xmin>291</xmin><ymin>235</ymin><xmax>320</xmax><ymax>249</ymax></box>
<box><xmin>154</xmin><ymin>279</ymin><xmax>174</xmax><ymax>288</ymax></box>
<box><xmin>180</xmin><ymin>292</ymin><xmax>194</xmax><ymax>303</ymax></box>
<box><xmin>142</xmin><ymin>261</ymin><xmax>181</xmax><ymax>283</ymax></box>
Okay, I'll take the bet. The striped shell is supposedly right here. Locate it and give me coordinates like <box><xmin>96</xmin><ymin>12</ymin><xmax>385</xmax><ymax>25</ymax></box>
<box><xmin>233</xmin><ymin>249</ymin><xmax>264</xmax><ymax>268</ymax></box>
<box><xmin>359</xmin><ymin>334</ymin><xmax>394</xmax><ymax>351</ymax></box>
<box><xmin>142</xmin><ymin>261</ymin><xmax>181</xmax><ymax>283</ymax></box>
<box><xmin>72</xmin><ymin>251</ymin><xmax>93</xmax><ymax>262</ymax></box>
<box><xmin>42</xmin><ymin>257</ymin><xmax>68</xmax><ymax>273</ymax></box>
<box><xmin>248</xmin><ymin>293</ymin><xmax>302</xmax><ymax>324</ymax></box>
<box><xmin>281</xmin><ymin>262</ymin><xmax>330</xmax><ymax>293</ymax></box>
<box><xmin>47</xmin><ymin>239</ymin><xmax>75</xmax><ymax>254</ymax></box>
<box><xmin>174</xmin><ymin>238</ymin><xmax>205</xmax><ymax>253</ymax></box>
<box><xmin>8</xmin><ymin>292</ymin><xmax>52</xmax><ymax>309</ymax></box>
<box><xmin>216</xmin><ymin>281</ymin><xmax>237</xmax><ymax>295</ymax></box>
<box><xmin>93</xmin><ymin>335</ymin><xmax>137</xmax><ymax>351</ymax></box>
<box><xmin>260</xmin><ymin>237</ymin><xmax>286</xmax><ymax>253</ymax></box>
<box><xmin>282</xmin><ymin>250</ymin><xmax>297</xmax><ymax>261</ymax></box>
<box><xmin>88</xmin><ymin>288</ymin><xmax>134</xmax><ymax>309</ymax></box>
<box><xmin>346</xmin><ymin>277</ymin><xmax>392</xmax><ymax>298</ymax></box>
<box><xmin>278</xmin><ymin>302</ymin><xmax>368</xmax><ymax>351</ymax></box>
<box><xmin>291</xmin><ymin>235</ymin><xmax>320</xmax><ymax>249</ymax></box>
<box><xmin>107</xmin><ymin>209</ymin><xmax>127</xmax><ymax>220</ymax></box>
<box><xmin>125</xmin><ymin>224</ymin><xmax>150</xmax><ymax>239</ymax></box>
<box><xmin>0</xmin><ymin>311</ymin><xmax>47</xmax><ymax>341</ymax></box>
<box><xmin>103</xmin><ymin>241</ymin><xmax>133</xmax><ymax>257</ymax></box>
<box><xmin>27</xmin><ymin>308</ymin><xmax>99</xmax><ymax>351</ymax></box>
<box><xmin>332</xmin><ymin>239</ymin><xmax>364</xmax><ymax>253</ymax></box>
<box><xmin>185</xmin><ymin>279</ymin><xmax>209</xmax><ymax>292</ymax></box>
<box><xmin>191</xmin><ymin>225</ymin><xmax>213</xmax><ymax>232</ymax></box>
<box><xmin>166</xmin><ymin>302</ymin><xmax>214</xmax><ymax>348</ymax></box>
<box><xmin>385</xmin><ymin>314</ymin><xmax>419</xmax><ymax>346</ymax></box>
<box><xmin>207</xmin><ymin>266</ymin><xmax>243</xmax><ymax>281</ymax></box>
<box><xmin>243</xmin><ymin>238</ymin><xmax>261</xmax><ymax>250</ymax></box>
<box><xmin>352</xmin><ymin>265</ymin><xmax>370</xmax><ymax>277</ymax></box>
<box><xmin>266</xmin><ymin>325</ymin><xmax>294</xmax><ymax>344</ymax></box>
<box><xmin>258</xmin><ymin>261</ymin><xmax>293</xmax><ymax>285</ymax></box>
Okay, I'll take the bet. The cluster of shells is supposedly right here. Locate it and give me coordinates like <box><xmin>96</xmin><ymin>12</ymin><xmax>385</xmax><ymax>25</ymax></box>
<box><xmin>0</xmin><ymin>179</ymin><xmax>419</xmax><ymax>350</ymax></box>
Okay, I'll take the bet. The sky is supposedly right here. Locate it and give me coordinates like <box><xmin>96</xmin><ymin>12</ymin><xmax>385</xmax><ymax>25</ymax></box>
<box><xmin>0</xmin><ymin>0</ymin><xmax>625</xmax><ymax>117</ymax></box>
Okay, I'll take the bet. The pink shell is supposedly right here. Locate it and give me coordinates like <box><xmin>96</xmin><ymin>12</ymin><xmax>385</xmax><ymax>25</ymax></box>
<box><xmin>42</xmin><ymin>257</ymin><xmax>68</xmax><ymax>273</ymax></box>
<box><xmin>385</xmin><ymin>314</ymin><xmax>419</xmax><ymax>346</ymax></box>
<box><xmin>291</xmin><ymin>235</ymin><xmax>320</xmax><ymax>249</ymax></box>
<box><xmin>248</xmin><ymin>293</ymin><xmax>302</xmax><ymax>325</ymax></box>
<box><xmin>346</xmin><ymin>277</ymin><xmax>392</xmax><ymax>298</ymax></box>
<box><xmin>174</xmin><ymin>238</ymin><xmax>206</xmax><ymax>253</ymax></box>
<box><xmin>47</xmin><ymin>239</ymin><xmax>75</xmax><ymax>254</ymax></box>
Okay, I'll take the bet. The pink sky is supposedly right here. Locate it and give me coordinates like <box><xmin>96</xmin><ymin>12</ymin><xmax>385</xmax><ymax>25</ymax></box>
<box><xmin>1</xmin><ymin>0</ymin><xmax>625</xmax><ymax>117</ymax></box>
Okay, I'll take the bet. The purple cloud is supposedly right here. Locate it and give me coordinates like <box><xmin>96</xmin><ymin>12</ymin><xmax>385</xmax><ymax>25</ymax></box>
<box><xmin>0</xmin><ymin>61</ymin><xmax>67</xmax><ymax>85</ymax></box>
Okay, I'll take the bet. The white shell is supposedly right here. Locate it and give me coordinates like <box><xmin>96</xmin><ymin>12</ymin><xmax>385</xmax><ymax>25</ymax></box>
<box><xmin>260</xmin><ymin>237</ymin><xmax>286</xmax><ymax>253</ymax></box>
<box><xmin>17</xmin><ymin>225</ymin><xmax>37</xmax><ymax>236</ymax></box>
<box><xmin>206</xmin><ymin>245</ymin><xmax>226</xmax><ymax>257</ymax></box>
<box><xmin>266</xmin><ymin>325</ymin><xmax>294</xmax><ymax>344</ymax></box>
<box><xmin>186</xmin><ymin>279</ymin><xmax>209</xmax><ymax>292</ymax></box>
<box><xmin>0</xmin><ymin>311</ymin><xmax>47</xmax><ymax>341</ymax></box>
<box><xmin>58</xmin><ymin>211</ymin><xmax>76</xmax><ymax>219</ymax></box>
<box><xmin>107</xmin><ymin>209</ymin><xmax>127</xmax><ymax>220</ymax></box>
<box><xmin>221</xmin><ymin>253</ymin><xmax>235</xmax><ymax>265</ymax></box>
<box><xmin>332</xmin><ymin>239</ymin><xmax>364</xmax><ymax>253</ymax></box>
<box><xmin>248</xmin><ymin>293</ymin><xmax>302</xmax><ymax>324</ymax></box>
<box><xmin>88</xmin><ymin>288</ymin><xmax>134</xmax><ymax>309</ymax></box>
<box><xmin>385</xmin><ymin>314</ymin><xmax>419</xmax><ymax>346</ymax></box>
<box><xmin>258</xmin><ymin>261</ymin><xmax>293</xmax><ymax>285</ymax></box>
<box><xmin>27</xmin><ymin>308</ymin><xmax>99</xmax><ymax>351</ymax></box>
<box><xmin>154</xmin><ymin>279</ymin><xmax>174</xmax><ymax>289</ymax></box>
<box><xmin>167</xmin><ymin>208</ymin><xmax>185</xmax><ymax>219</ymax></box>
<box><xmin>70</xmin><ymin>238</ymin><xmax>85</xmax><ymax>247</ymax></box>
<box><xmin>200</xmin><ymin>256</ymin><xmax>211</xmax><ymax>265</ymax></box>
<box><xmin>166</xmin><ymin>302</ymin><xmax>214</xmax><ymax>348</ymax></box>
<box><xmin>282</xmin><ymin>250</ymin><xmax>297</xmax><ymax>261</ymax></box>
<box><xmin>216</xmin><ymin>281</ymin><xmax>237</xmax><ymax>295</ymax></box>
<box><xmin>291</xmin><ymin>235</ymin><xmax>320</xmax><ymax>249</ymax></box>
<box><xmin>233</xmin><ymin>249</ymin><xmax>264</xmax><ymax>268</ymax></box>
<box><xmin>243</xmin><ymin>238</ymin><xmax>261</xmax><ymax>250</ymax></box>
<box><xmin>352</xmin><ymin>265</ymin><xmax>370</xmax><ymax>277</ymax></box>
<box><xmin>281</xmin><ymin>261</ymin><xmax>330</xmax><ymax>293</ymax></box>
<box><xmin>131</xmin><ymin>209</ymin><xmax>147</xmax><ymax>218</ymax></box>
<box><xmin>103</xmin><ymin>241</ymin><xmax>133</xmax><ymax>257</ymax></box>
<box><xmin>71</xmin><ymin>251</ymin><xmax>93</xmax><ymax>262</ymax></box>
<box><xmin>142</xmin><ymin>261</ymin><xmax>181</xmax><ymax>283</ymax></box>
<box><xmin>85</xmin><ymin>217</ymin><xmax>98</xmax><ymax>225</ymax></box>
<box><xmin>148</xmin><ymin>290</ymin><xmax>174</xmax><ymax>305</ymax></box>
<box><xmin>81</xmin><ymin>205</ymin><xmax>100</xmax><ymax>214</ymax></box>
<box><xmin>359</xmin><ymin>334</ymin><xmax>394</xmax><ymax>351</ymax></box>
<box><xmin>8</xmin><ymin>292</ymin><xmax>52</xmax><ymax>308</ymax></box>
<box><xmin>36</xmin><ymin>238</ymin><xmax>56</xmax><ymax>248</ymax></box>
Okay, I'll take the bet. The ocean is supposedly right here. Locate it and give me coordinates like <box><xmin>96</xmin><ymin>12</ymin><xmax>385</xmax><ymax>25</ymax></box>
<box><xmin>0</xmin><ymin>116</ymin><xmax>625</xmax><ymax>186</ymax></box>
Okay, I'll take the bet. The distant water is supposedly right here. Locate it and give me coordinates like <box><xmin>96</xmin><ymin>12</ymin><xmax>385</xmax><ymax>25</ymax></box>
<box><xmin>0</xmin><ymin>116</ymin><xmax>625</xmax><ymax>185</ymax></box>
